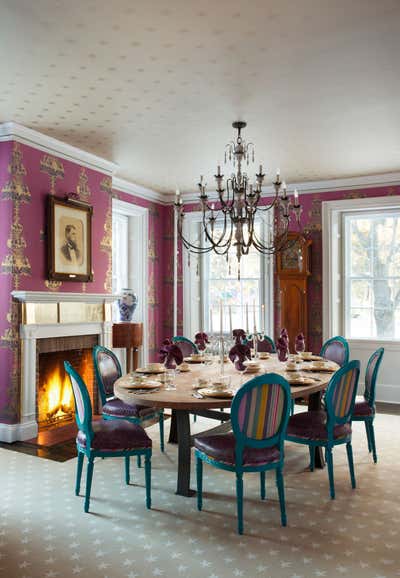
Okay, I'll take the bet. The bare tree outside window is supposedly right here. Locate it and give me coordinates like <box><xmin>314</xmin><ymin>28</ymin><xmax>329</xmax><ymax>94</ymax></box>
<box><xmin>344</xmin><ymin>212</ymin><xmax>400</xmax><ymax>339</ymax></box>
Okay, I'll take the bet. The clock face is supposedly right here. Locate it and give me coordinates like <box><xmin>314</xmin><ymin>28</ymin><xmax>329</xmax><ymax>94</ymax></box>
<box><xmin>282</xmin><ymin>242</ymin><xmax>302</xmax><ymax>271</ymax></box>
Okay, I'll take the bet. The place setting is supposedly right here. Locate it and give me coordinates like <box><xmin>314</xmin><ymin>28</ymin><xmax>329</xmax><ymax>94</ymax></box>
<box><xmin>194</xmin><ymin>375</ymin><xmax>236</xmax><ymax>399</ymax></box>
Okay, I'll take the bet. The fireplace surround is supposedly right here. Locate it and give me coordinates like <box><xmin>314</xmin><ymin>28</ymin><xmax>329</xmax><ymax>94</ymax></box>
<box><xmin>1</xmin><ymin>291</ymin><xmax>116</xmax><ymax>442</ymax></box>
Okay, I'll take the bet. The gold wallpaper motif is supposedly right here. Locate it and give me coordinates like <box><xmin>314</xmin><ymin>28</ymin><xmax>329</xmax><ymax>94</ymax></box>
<box><xmin>40</xmin><ymin>154</ymin><xmax>65</xmax><ymax>194</ymax></box>
<box><xmin>148</xmin><ymin>270</ymin><xmax>157</xmax><ymax>307</ymax></box>
<box><xmin>100</xmin><ymin>187</ymin><xmax>113</xmax><ymax>292</ymax></box>
<box><xmin>1</xmin><ymin>143</ymin><xmax>31</xmax><ymax>289</ymax></box>
<box><xmin>76</xmin><ymin>167</ymin><xmax>91</xmax><ymax>202</ymax></box>
<box><xmin>44</xmin><ymin>279</ymin><xmax>62</xmax><ymax>291</ymax></box>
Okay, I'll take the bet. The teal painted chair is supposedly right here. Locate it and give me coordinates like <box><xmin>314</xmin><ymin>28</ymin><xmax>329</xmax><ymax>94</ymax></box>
<box><xmin>194</xmin><ymin>373</ymin><xmax>291</xmax><ymax>534</ymax></box>
<box><xmin>93</xmin><ymin>345</ymin><xmax>164</xmax><ymax>468</ymax></box>
<box><xmin>64</xmin><ymin>361</ymin><xmax>152</xmax><ymax>513</ymax></box>
<box><xmin>320</xmin><ymin>336</ymin><xmax>349</xmax><ymax>367</ymax></box>
<box><xmin>172</xmin><ymin>336</ymin><xmax>199</xmax><ymax>357</ymax></box>
<box><xmin>286</xmin><ymin>360</ymin><xmax>360</xmax><ymax>499</ymax></box>
<box><xmin>352</xmin><ymin>347</ymin><xmax>384</xmax><ymax>463</ymax></box>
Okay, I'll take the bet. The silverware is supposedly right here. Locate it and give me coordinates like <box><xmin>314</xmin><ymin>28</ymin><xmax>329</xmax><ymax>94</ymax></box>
<box><xmin>192</xmin><ymin>392</ymin><xmax>205</xmax><ymax>399</ymax></box>
<box><xmin>130</xmin><ymin>388</ymin><xmax>159</xmax><ymax>394</ymax></box>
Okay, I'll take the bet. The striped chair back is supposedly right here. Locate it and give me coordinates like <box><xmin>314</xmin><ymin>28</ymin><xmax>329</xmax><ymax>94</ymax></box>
<box><xmin>364</xmin><ymin>347</ymin><xmax>384</xmax><ymax>406</ymax></box>
<box><xmin>325</xmin><ymin>360</ymin><xmax>360</xmax><ymax>425</ymax></box>
<box><xmin>231</xmin><ymin>374</ymin><xmax>291</xmax><ymax>447</ymax></box>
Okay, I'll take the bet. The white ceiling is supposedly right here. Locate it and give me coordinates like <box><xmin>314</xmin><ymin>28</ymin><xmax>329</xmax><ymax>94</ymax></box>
<box><xmin>1</xmin><ymin>0</ymin><xmax>400</xmax><ymax>194</ymax></box>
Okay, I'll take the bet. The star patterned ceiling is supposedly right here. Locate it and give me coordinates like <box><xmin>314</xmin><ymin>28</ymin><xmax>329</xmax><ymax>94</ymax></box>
<box><xmin>1</xmin><ymin>0</ymin><xmax>400</xmax><ymax>193</ymax></box>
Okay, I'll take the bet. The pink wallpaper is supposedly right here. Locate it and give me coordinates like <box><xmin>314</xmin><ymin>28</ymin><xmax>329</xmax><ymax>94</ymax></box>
<box><xmin>0</xmin><ymin>141</ymin><xmax>168</xmax><ymax>424</ymax></box>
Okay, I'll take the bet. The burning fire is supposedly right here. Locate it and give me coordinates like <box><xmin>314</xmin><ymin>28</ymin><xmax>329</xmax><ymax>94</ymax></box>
<box><xmin>43</xmin><ymin>366</ymin><xmax>74</xmax><ymax>421</ymax></box>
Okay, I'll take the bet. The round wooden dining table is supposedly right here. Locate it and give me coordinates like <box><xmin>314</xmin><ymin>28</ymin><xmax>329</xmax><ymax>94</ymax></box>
<box><xmin>114</xmin><ymin>355</ymin><xmax>337</xmax><ymax>497</ymax></box>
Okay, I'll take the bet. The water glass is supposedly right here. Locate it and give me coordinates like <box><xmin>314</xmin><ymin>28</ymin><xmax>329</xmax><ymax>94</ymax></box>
<box><xmin>165</xmin><ymin>369</ymin><xmax>176</xmax><ymax>390</ymax></box>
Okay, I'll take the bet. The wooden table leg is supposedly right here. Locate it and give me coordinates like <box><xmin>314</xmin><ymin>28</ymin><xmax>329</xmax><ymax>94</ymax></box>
<box><xmin>175</xmin><ymin>410</ymin><xmax>195</xmax><ymax>497</ymax></box>
<box><xmin>168</xmin><ymin>410</ymin><xmax>178</xmax><ymax>444</ymax></box>
<box><xmin>308</xmin><ymin>391</ymin><xmax>325</xmax><ymax>468</ymax></box>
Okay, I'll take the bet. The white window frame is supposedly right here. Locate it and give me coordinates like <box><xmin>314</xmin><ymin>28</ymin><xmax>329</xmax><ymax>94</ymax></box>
<box><xmin>182</xmin><ymin>211</ymin><xmax>274</xmax><ymax>339</ymax></box>
<box><xmin>322</xmin><ymin>195</ymin><xmax>400</xmax><ymax>344</ymax></box>
<box><xmin>112</xmin><ymin>198</ymin><xmax>149</xmax><ymax>367</ymax></box>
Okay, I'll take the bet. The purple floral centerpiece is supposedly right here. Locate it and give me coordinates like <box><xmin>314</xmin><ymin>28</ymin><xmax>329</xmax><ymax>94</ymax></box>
<box><xmin>194</xmin><ymin>332</ymin><xmax>209</xmax><ymax>351</ymax></box>
<box><xmin>229</xmin><ymin>330</ymin><xmax>251</xmax><ymax>371</ymax></box>
<box><xmin>276</xmin><ymin>336</ymin><xmax>289</xmax><ymax>362</ymax></box>
<box><xmin>159</xmin><ymin>339</ymin><xmax>183</xmax><ymax>369</ymax></box>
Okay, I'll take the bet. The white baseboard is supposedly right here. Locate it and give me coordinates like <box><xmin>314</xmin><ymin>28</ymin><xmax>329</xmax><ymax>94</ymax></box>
<box><xmin>375</xmin><ymin>384</ymin><xmax>400</xmax><ymax>405</ymax></box>
<box><xmin>0</xmin><ymin>420</ymin><xmax>38</xmax><ymax>443</ymax></box>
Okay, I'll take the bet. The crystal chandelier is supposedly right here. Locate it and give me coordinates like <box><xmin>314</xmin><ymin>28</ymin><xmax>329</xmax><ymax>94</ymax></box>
<box><xmin>174</xmin><ymin>121</ymin><xmax>302</xmax><ymax>275</ymax></box>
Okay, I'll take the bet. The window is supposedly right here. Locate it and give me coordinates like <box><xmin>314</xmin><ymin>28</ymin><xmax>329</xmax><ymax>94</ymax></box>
<box><xmin>343</xmin><ymin>210</ymin><xmax>400</xmax><ymax>339</ymax></box>
<box><xmin>183</xmin><ymin>214</ymin><xmax>273</xmax><ymax>337</ymax></box>
<box><xmin>322</xmin><ymin>195</ymin><xmax>400</xmax><ymax>342</ymax></box>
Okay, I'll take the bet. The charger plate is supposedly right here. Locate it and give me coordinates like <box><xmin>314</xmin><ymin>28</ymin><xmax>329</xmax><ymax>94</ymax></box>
<box><xmin>183</xmin><ymin>356</ymin><xmax>206</xmax><ymax>363</ymax></box>
<box><xmin>198</xmin><ymin>388</ymin><xmax>235</xmax><ymax>399</ymax></box>
<box><xmin>302</xmin><ymin>364</ymin><xmax>337</xmax><ymax>372</ymax></box>
<box><xmin>283</xmin><ymin>374</ymin><xmax>316</xmax><ymax>385</ymax></box>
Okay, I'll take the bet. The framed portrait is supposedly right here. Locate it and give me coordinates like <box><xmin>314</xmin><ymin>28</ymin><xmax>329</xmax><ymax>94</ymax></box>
<box><xmin>48</xmin><ymin>196</ymin><xmax>93</xmax><ymax>282</ymax></box>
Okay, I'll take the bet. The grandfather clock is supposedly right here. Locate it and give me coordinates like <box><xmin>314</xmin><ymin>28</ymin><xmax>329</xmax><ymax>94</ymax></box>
<box><xmin>277</xmin><ymin>234</ymin><xmax>312</xmax><ymax>350</ymax></box>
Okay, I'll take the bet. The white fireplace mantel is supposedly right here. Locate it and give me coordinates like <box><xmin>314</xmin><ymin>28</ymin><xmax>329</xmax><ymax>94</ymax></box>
<box><xmin>0</xmin><ymin>292</ymin><xmax>116</xmax><ymax>443</ymax></box>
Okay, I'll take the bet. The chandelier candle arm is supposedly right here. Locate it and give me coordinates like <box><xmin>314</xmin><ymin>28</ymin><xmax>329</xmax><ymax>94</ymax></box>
<box><xmin>174</xmin><ymin>121</ymin><xmax>303</xmax><ymax>271</ymax></box>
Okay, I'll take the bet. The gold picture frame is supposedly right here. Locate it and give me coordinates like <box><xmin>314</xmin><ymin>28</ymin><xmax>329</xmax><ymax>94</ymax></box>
<box><xmin>48</xmin><ymin>195</ymin><xmax>93</xmax><ymax>282</ymax></box>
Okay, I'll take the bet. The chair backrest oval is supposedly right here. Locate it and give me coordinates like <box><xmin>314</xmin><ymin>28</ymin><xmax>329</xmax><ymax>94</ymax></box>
<box><xmin>325</xmin><ymin>360</ymin><xmax>360</xmax><ymax>426</ymax></box>
<box><xmin>231</xmin><ymin>373</ymin><xmax>291</xmax><ymax>448</ymax></box>
<box><xmin>364</xmin><ymin>347</ymin><xmax>384</xmax><ymax>406</ymax></box>
<box><xmin>172</xmin><ymin>336</ymin><xmax>199</xmax><ymax>357</ymax></box>
<box><xmin>320</xmin><ymin>336</ymin><xmax>349</xmax><ymax>367</ymax></box>
<box><xmin>256</xmin><ymin>336</ymin><xmax>276</xmax><ymax>353</ymax></box>
<box><xmin>93</xmin><ymin>345</ymin><xmax>122</xmax><ymax>404</ymax></box>
<box><xmin>64</xmin><ymin>361</ymin><xmax>93</xmax><ymax>443</ymax></box>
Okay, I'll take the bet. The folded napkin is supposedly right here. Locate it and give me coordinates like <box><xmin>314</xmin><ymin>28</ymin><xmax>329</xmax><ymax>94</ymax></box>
<box><xmin>229</xmin><ymin>342</ymin><xmax>252</xmax><ymax>371</ymax></box>
<box><xmin>159</xmin><ymin>339</ymin><xmax>184</xmax><ymax>368</ymax></box>
<box><xmin>194</xmin><ymin>332</ymin><xmax>209</xmax><ymax>351</ymax></box>
<box><xmin>276</xmin><ymin>336</ymin><xmax>289</xmax><ymax>362</ymax></box>
<box><xmin>232</xmin><ymin>329</ymin><xmax>247</xmax><ymax>344</ymax></box>
<box><xmin>295</xmin><ymin>332</ymin><xmax>305</xmax><ymax>353</ymax></box>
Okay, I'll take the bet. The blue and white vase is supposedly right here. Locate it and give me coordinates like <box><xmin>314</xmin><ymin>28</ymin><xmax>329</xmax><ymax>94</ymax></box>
<box><xmin>118</xmin><ymin>289</ymin><xmax>138</xmax><ymax>322</ymax></box>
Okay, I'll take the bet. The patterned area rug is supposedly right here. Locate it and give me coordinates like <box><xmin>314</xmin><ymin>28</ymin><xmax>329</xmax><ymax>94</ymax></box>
<box><xmin>1</xmin><ymin>412</ymin><xmax>399</xmax><ymax>578</ymax></box>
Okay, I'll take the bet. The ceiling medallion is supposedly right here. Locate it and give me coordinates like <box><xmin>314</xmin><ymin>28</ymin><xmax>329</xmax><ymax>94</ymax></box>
<box><xmin>174</xmin><ymin>121</ymin><xmax>303</xmax><ymax>277</ymax></box>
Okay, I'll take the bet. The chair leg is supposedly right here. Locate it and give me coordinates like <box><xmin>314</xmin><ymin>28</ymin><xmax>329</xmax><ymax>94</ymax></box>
<box><xmin>193</xmin><ymin>414</ymin><xmax>197</xmax><ymax>423</ymax></box>
<box><xmin>308</xmin><ymin>446</ymin><xmax>315</xmax><ymax>472</ymax></box>
<box><xmin>346</xmin><ymin>442</ymin><xmax>356</xmax><ymax>489</ymax></box>
<box><xmin>326</xmin><ymin>447</ymin><xmax>335</xmax><ymax>499</ymax></box>
<box><xmin>276</xmin><ymin>467</ymin><xmax>287</xmax><ymax>527</ymax></box>
<box><xmin>137</xmin><ymin>455</ymin><xmax>142</xmax><ymax>468</ymax></box>
<box><xmin>368</xmin><ymin>421</ymin><xmax>377</xmax><ymax>463</ymax></box>
<box><xmin>144</xmin><ymin>453</ymin><xmax>151</xmax><ymax>510</ymax></box>
<box><xmin>159</xmin><ymin>411</ymin><xmax>165</xmax><ymax>453</ymax></box>
<box><xmin>364</xmin><ymin>420</ymin><xmax>372</xmax><ymax>452</ymax></box>
<box><xmin>196</xmin><ymin>457</ymin><xmax>203</xmax><ymax>511</ymax></box>
<box><xmin>84</xmin><ymin>457</ymin><xmax>94</xmax><ymax>513</ymax></box>
<box><xmin>125</xmin><ymin>455</ymin><xmax>130</xmax><ymax>485</ymax></box>
<box><xmin>75</xmin><ymin>452</ymin><xmax>84</xmax><ymax>496</ymax></box>
<box><xmin>236</xmin><ymin>473</ymin><xmax>244</xmax><ymax>535</ymax></box>
<box><xmin>290</xmin><ymin>399</ymin><xmax>295</xmax><ymax>416</ymax></box>
<box><xmin>260</xmin><ymin>471</ymin><xmax>266</xmax><ymax>500</ymax></box>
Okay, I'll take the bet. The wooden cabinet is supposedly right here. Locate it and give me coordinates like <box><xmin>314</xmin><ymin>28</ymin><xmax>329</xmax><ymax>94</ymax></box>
<box><xmin>277</xmin><ymin>234</ymin><xmax>312</xmax><ymax>350</ymax></box>
<box><xmin>112</xmin><ymin>322</ymin><xmax>143</xmax><ymax>372</ymax></box>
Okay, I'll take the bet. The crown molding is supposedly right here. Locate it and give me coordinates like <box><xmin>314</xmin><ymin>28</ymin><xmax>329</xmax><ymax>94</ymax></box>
<box><xmin>112</xmin><ymin>176</ymin><xmax>166</xmax><ymax>204</ymax></box>
<box><xmin>0</xmin><ymin>122</ymin><xmax>118</xmax><ymax>176</ymax></box>
<box><xmin>166</xmin><ymin>171</ymin><xmax>400</xmax><ymax>205</ymax></box>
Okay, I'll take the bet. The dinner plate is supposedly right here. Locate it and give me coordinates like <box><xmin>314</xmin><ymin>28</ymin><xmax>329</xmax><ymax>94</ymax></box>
<box><xmin>302</xmin><ymin>364</ymin><xmax>336</xmax><ymax>372</ymax></box>
<box><xmin>120</xmin><ymin>380</ymin><xmax>161</xmax><ymax>389</ymax></box>
<box><xmin>284</xmin><ymin>375</ymin><xmax>316</xmax><ymax>385</ymax></box>
<box><xmin>198</xmin><ymin>387</ymin><xmax>235</xmax><ymax>399</ymax></box>
<box><xmin>183</xmin><ymin>356</ymin><xmax>206</xmax><ymax>363</ymax></box>
<box><xmin>135</xmin><ymin>367</ymin><xmax>166</xmax><ymax>374</ymax></box>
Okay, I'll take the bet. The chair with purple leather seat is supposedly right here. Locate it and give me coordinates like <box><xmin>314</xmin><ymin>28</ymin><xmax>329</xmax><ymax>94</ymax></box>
<box><xmin>194</xmin><ymin>373</ymin><xmax>291</xmax><ymax>534</ymax></box>
<box><xmin>64</xmin><ymin>361</ymin><xmax>152</xmax><ymax>513</ymax></box>
<box><xmin>286</xmin><ymin>360</ymin><xmax>360</xmax><ymax>499</ymax></box>
<box><xmin>171</xmin><ymin>336</ymin><xmax>199</xmax><ymax>357</ymax></box>
<box><xmin>352</xmin><ymin>347</ymin><xmax>384</xmax><ymax>463</ymax></box>
<box><xmin>320</xmin><ymin>335</ymin><xmax>349</xmax><ymax>367</ymax></box>
<box><xmin>93</xmin><ymin>346</ymin><xmax>164</xmax><ymax>467</ymax></box>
